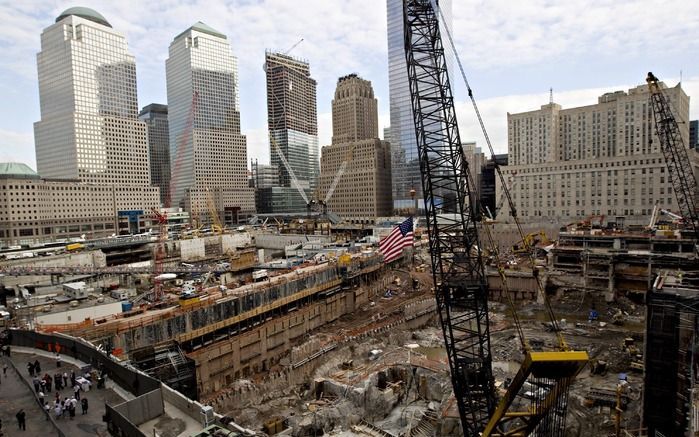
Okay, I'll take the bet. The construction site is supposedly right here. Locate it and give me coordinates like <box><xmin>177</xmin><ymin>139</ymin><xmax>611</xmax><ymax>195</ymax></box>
<box><xmin>1</xmin><ymin>2</ymin><xmax>698</xmax><ymax>437</ymax></box>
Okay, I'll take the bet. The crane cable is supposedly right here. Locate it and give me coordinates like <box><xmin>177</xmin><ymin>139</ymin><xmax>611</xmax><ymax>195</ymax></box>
<box><xmin>430</xmin><ymin>0</ymin><xmax>568</xmax><ymax>350</ymax></box>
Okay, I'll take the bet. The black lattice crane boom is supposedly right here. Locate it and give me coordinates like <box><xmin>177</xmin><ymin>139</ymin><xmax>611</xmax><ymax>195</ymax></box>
<box><xmin>404</xmin><ymin>1</ymin><xmax>495</xmax><ymax>433</ymax></box>
<box><xmin>404</xmin><ymin>2</ymin><xmax>588</xmax><ymax>435</ymax></box>
<box><xmin>646</xmin><ymin>72</ymin><xmax>699</xmax><ymax>244</ymax></box>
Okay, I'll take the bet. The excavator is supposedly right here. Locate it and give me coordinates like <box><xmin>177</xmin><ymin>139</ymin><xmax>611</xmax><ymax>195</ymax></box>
<box><xmin>512</xmin><ymin>231</ymin><xmax>551</xmax><ymax>255</ymax></box>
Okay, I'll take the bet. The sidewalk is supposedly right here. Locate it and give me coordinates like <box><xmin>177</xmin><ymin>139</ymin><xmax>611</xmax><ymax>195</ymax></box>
<box><xmin>0</xmin><ymin>355</ymin><xmax>57</xmax><ymax>435</ymax></box>
<box><xmin>10</xmin><ymin>351</ymin><xmax>125</xmax><ymax>436</ymax></box>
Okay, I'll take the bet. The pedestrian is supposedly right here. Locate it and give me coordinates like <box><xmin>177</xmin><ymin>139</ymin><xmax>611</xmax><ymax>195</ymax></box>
<box><xmin>44</xmin><ymin>401</ymin><xmax>50</xmax><ymax>421</ymax></box>
<box><xmin>32</xmin><ymin>377</ymin><xmax>40</xmax><ymax>393</ymax></box>
<box><xmin>81</xmin><ymin>397</ymin><xmax>88</xmax><ymax>415</ymax></box>
<box><xmin>16</xmin><ymin>409</ymin><xmax>25</xmax><ymax>431</ymax></box>
<box><xmin>73</xmin><ymin>383</ymin><xmax>81</xmax><ymax>400</ymax></box>
<box><xmin>39</xmin><ymin>378</ymin><xmax>46</xmax><ymax>393</ymax></box>
<box><xmin>54</xmin><ymin>402</ymin><xmax>62</xmax><ymax>420</ymax></box>
<box><xmin>70</xmin><ymin>370</ymin><xmax>76</xmax><ymax>387</ymax></box>
<box><xmin>27</xmin><ymin>362</ymin><xmax>34</xmax><ymax>377</ymax></box>
<box><xmin>54</xmin><ymin>373</ymin><xmax>62</xmax><ymax>391</ymax></box>
<box><xmin>54</xmin><ymin>392</ymin><xmax>60</xmax><ymax>404</ymax></box>
<box><xmin>62</xmin><ymin>372</ymin><xmax>68</xmax><ymax>388</ymax></box>
<box><xmin>38</xmin><ymin>391</ymin><xmax>45</xmax><ymax>405</ymax></box>
<box><xmin>34</xmin><ymin>359</ymin><xmax>41</xmax><ymax>374</ymax></box>
<box><xmin>45</xmin><ymin>374</ymin><xmax>52</xmax><ymax>393</ymax></box>
<box><xmin>55</xmin><ymin>353</ymin><xmax>61</xmax><ymax>368</ymax></box>
<box><xmin>62</xmin><ymin>398</ymin><xmax>69</xmax><ymax>419</ymax></box>
<box><xmin>2</xmin><ymin>363</ymin><xmax>7</xmax><ymax>377</ymax></box>
<box><xmin>68</xmin><ymin>398</ymin><xmax>76</xmax><ymax>420</ymax></box>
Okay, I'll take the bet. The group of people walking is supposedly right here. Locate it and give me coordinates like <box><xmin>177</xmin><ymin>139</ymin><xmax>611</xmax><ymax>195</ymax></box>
<box><xmin>6</xmin><ymin>356</ymin><xmax>93</xmax><ymax>432</ymax></box>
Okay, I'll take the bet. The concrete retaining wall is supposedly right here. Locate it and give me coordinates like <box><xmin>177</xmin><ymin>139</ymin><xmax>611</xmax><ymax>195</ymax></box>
<box><xmin>114</xmin><ymin>388</ymin><xmax>164</xmax><ymax>426</ymax></box>
<box><xmin>0</xmin><ymin>251</ymin><xmax>107</xmax><ymax>288</ymax></box>
<box><xmin>180</xmin><ymin>239</ymin><xmax>206</xmax><ymax>261</ymax></box>
<box><xmin>222</xmin><ymin>233</ymin><xmax>252</xmax><ymax>252</ymax></box>
<box><xmin>253</xmin><ymin>233</ymin><xmax>332</xmax><ymax>250</ymax></box>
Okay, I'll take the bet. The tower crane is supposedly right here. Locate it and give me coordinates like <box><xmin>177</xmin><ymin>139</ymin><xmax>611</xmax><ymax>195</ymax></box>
<box><xmin>496</xmin><ymin>171</ymin><xmax>517</xmax><ymax>218</ymax></box>
<box><xmin>322</xmin><ymin>142</ymin><xmax>357</xmax><ymax>207</ymax></box>
<box><xmin>150</xmin><ymin>91</ymin><xmax>199</xmax><ymax>301</ymax></box>
<box><xmin>205</xmin><ymin>187</ymin><xmax>224</xmax><ymax>234</ymax></box>
<box><xmin>404</xmin><ymin>2</ymin><xmax>587</xmax><ymax>436</ymax></box>
<box><xmin>646</xmin><ymin>72</ymin><xmax>699</xmax><ymax>247</ymax></box>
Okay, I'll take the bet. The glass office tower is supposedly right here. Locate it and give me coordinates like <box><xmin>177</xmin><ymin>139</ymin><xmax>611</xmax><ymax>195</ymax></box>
<box><xmin>386</xmin><ymin>0</ymin><xmax>451</xmax><ymax>210</ymax></box>
<box><xmin>262</xmin><ymin>51</ymin><xmax>319</xmax><ymax>213</ymax></box>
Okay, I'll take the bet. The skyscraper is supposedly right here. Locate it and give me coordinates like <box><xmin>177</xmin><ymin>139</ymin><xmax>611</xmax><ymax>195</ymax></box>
<box><xmin>166</xmin><ymin>22</ymin><xmax>255</xmax><ymax>224</ymax></box>
<box><xmin>331</xmin><ymin>74</ymin><xmax>378</xmax><ymax>143</ymax></box>
<box><xmin>386</xmin><ymin>0</ymin><xmax>451</xmax><ymax>210</ymax></box>
<box><xmin>139</xmin><ymin>104</ymin><xmax>170</xmax><ymax>205</ymax></box>
<box><xmin>319</xmin><ymin>75</ymin><xmax>392</xmax><ymax>221</ymax></box>
<box><xmin>262</xmin><ymin>51</ymin><xmax>318</xmax><ymax>213</ymax></box>
<box><xmin>34</xmin><ymin>7</ymin><xmax>159</xmax><ymax>214</ymax></box>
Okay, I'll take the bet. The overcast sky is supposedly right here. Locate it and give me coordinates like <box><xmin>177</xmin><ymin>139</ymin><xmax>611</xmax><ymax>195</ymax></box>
<box><xmin>1</xmin><ymin>0</ymin><xmax>698</xmax><ymax>170</ymax></box>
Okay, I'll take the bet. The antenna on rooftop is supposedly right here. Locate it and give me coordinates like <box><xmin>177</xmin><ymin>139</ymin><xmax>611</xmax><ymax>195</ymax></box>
<box><xmin>284</xmin><ymin>38</ymin><xmax>304</xmax><ymax>55</ymax></box>
<box><xmin>550</xmin><ymin>87</ymin><xmax>553</xmax><ymax>104</ymax></box>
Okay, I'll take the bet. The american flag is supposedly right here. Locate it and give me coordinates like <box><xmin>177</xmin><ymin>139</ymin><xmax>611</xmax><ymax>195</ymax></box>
<box><xmin>379</xmin><ymin>217</ymin><xmax>414</xmax><ymax>263</ymax></box>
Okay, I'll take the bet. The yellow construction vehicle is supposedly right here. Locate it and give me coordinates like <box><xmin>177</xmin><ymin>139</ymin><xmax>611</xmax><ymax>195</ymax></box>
<box><xmin>512</xmin><ymin>231</ymin><xmax>551</xmax><ymax>254</ymax></box>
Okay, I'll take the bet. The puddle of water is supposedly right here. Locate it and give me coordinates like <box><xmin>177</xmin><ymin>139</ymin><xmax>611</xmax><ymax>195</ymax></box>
<box><xmin>415</xmin><ymin>346</ymin><xmax>446</xmax><ymax>361</ymax></box>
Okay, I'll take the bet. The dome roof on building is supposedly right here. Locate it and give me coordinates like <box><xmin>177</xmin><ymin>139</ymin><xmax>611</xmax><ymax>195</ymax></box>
<box><xmin>0</xmin><ymin>163</ymin><xmax>40</xmax><ymax>179</ymax></box>
<box><xmin>175</xmin><ymin>21</ymin><xmax>227</xmax><ymax>41</ymax></box>
<box><xmin>56</xmin><ymin>7</ymin><xmax>111</xmax><ymax>28</ymax></box>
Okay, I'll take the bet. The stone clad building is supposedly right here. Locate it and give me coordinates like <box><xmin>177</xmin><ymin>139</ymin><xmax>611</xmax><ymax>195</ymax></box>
<box><xmin>318</xmin><ymin>75</ymin><xmax>392</xmax><ymax>222</ymax></box>
<box><xmin>166</xmin><ymin>22</ymin><xmax>255</xmax><ymax>224</ymax></box>
<box><xmin>0</xmin><ymin>163</ymin><xmax>141</xmax><ymax>245</ymax></box>
<box><xmin>33</xmin><ymin>7</ymin><xmax>159</xmax><ymax>214</ymax></box>
<box><xmin>1</xmin><ymin>7</ymin><xmax>161</xmax><ymax>246</ymax></box>
<box><xmin>498</xmin><ymin>82</ymin><xmax>699</xmax><ymax>221</ymax></box>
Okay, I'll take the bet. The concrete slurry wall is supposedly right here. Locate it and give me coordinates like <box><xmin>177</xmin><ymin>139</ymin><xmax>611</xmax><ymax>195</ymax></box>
<box><xmin>487</xmin><ymin>270</ymin><xmax>540</xmax><ymax>301</ymax></box>
<box><xmin>253</xmin><ymin>233</ymin><xmax>333</xmax><ymax>250</ymax></box>
<box><xmin>193</xmin><ymin>284</ymin><xmax>363</xmax><ymax>394</ymax></box>
<box><xmin>179</xmin><ymin>238</ymin><xmax>206</xmax><ymax>261</ymax></box>
<box><xmin>177</xmin><ymin>233</ymin><xmax>253</xmax><ymax>262</ymax></box>
<box><xmin>204</xmin><ymin>295</ymin><xmax>437</xmax><ymax>412</ymax></box>
<box><xmin>221</xmin><ymin>233</ymin><xmax>251</xmax><ymax>252</ymax></box>
<box><xmin>0</xmin><ymin>250</ymin><xmax>106</xmax><ymax>288</ymax></box>
<box><xmin>196</xmin><ymin>289</ymin><xmax>435</xmax><ymax>396</ymax></box>
<box><xmin>113</xmin><ymin>266</ymin><xmax>340</xmax><ymax>352</ymax></box>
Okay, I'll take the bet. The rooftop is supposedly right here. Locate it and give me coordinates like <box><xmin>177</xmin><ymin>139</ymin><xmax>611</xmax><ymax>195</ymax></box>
<box><xmin>56</xmin><ymin>6</ymin><xmax>111</xmax><ymax>28</ymax></box>
<box><xmin>175</xmin><ymin>21</ymin><xmax>227</xmax><ymax>41</ymax></box>
<box><xmin>0</xmin><ymin>162</ymin><xmax>40</xmax><ymax>179</ymax></box>
<box><xmin>139</xmin><ymin>103</ymin><xmax>168</xmax><ymax>116</ymax></box>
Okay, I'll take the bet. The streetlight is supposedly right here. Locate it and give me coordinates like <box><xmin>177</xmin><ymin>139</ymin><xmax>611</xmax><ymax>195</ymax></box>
<box><xmin>404</xmin><ymin>343</ymin><xmax>420</xmax><ymax>404</ymax></box>
<box><xmin>404</xmin><ymin>343</ymin><xmax>419</xmax><ymax>367</ymax></box>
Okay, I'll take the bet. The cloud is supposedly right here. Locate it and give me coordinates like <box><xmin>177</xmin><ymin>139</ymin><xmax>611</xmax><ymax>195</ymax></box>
<box><xmin>245</xmin><ymin>127</ymin><xmax>270</xmax><ymax>165</ymax></box>
<box><xmin>0</xmin><ymin>129</ymin><xmax>35</xmax><ymax>168</ymax></box>
<box><xmin>455</xmin><ymin>75</ymin><xmax>699</xmax><ymax>155</ymax></box>
<box><xmin>452</xmin><ymin>0</ymin><xmax>699</xmax><ymax>71</ymax></box>
<box><xmin>1</xmin><ymin>0</ymin><xmax>698</xmax><ymax>171</ymax></box>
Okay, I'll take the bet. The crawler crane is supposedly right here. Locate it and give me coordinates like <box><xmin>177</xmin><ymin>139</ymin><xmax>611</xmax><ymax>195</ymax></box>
<box><xmin>646</xmin><ymin>72</ymin><xmax>699</xmax><ymax>248</ymax></box>
<box><xmin>403</xmin><ymin>1</ymin><xmax>587</xmax><ymax>435</ymax></box>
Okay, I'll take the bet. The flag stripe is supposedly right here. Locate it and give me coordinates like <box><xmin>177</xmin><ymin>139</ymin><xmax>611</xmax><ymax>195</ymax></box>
<box><xmin>379</xmin><ymin>217</ymin><xmax>414</xmax><ymax>263</ymax></box>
